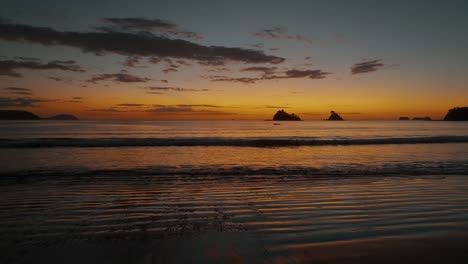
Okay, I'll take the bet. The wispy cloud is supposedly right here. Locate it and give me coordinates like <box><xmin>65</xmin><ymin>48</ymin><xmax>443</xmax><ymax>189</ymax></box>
<box><xmin>254</xmin><ymin>27</ymin><xmax>314</xmax><ymax>45</ymax></box>
<box><xmin>0</xmin><ymin>59</ymin><xmax>84</xmax><ymax>77</ymax></box>
<box><xmin>351</xmin><ymin>59</ymin><xmax>385</xmax><ymax>74</ymax></box>
<box><xmin>145</xmin><ymin>87</ymin><xmax>209</xmax><ymax>93</ymax></box>
<box><xmin>2</xmin><ymin>87</ymin><xmax>33</xmax><ymax>95</ymax></box>
<box><xmin>0</xmin><ymin>97</ymin><xmax>52</xmax><ymax>107</ymax></box>
<box><xmin>207</xmin><ymin>69</ymin><xmax>330</xmax><ymax>84</ymax></box>
<box><xmin>86</xmin><ymin>73</ymin><xmax>151</xmax><ymax>83</ymax></box>
<box><xmin>101</xmin><ymin>17</ymin><xmax>203</xmax><ymax>41</ymax></box>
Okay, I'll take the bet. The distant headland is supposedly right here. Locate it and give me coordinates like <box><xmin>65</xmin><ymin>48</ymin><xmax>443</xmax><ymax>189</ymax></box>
<box><xmin>444</xmin><ymin>107</ymin><xmax>468</xmax><ymax>121</ymax></box>
<box><xmin>272</xmin><ymin>110</ymin><xmax>302</xmax><ymax>121</ymax></box>
<box><xmin>0</xmin><ymin>110</ymin><xmax>78</xmax><ymax>120</ymax></box>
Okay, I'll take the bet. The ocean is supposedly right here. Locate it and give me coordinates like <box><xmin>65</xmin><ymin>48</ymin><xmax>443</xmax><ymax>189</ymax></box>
<box><xmin>1</xmin><ymin>120</ymin><xmax>468</xmax><ymax>263</ymax></box>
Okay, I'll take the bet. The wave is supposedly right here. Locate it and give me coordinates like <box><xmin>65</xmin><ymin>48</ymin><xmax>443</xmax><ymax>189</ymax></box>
<box><xmin>1</xmin><ymin>135</ymin><xmax>468</xmax><ymax>148</ymax></box>
<box><xmin>1</xmin><ymin>161</ymin><xmax>467</xmax><ymax>178</ymax></box>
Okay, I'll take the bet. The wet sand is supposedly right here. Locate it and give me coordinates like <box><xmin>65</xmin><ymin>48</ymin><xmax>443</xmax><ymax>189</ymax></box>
<box><xmin>2</xmin><ymin>174</ymin><xmax>468</xmax><ymax>263</ymax></box>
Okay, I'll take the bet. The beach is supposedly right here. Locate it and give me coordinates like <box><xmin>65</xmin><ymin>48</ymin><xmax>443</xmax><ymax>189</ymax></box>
<box><xmin>1</xmin><ymin>120</ymin><xmax>468</xmax><ymax>263</ymax></box>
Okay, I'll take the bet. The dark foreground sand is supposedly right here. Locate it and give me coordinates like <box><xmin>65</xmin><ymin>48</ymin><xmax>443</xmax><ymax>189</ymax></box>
<box><xmin>4</xmin><ymin>232</ymin><xmax>468</xmax><ymax>263</ymax></box>
<box><xmin>2</xmin><ymin>174</ymin><xmax>468</xmax><ymax>263</ymax></box>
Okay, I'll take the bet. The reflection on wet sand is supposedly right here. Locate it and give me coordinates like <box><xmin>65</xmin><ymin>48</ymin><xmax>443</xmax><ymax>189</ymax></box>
<box><xmin>2</xmin><ymin>174</ymin><xmax>468</xmax><ymax>263</ymax></box>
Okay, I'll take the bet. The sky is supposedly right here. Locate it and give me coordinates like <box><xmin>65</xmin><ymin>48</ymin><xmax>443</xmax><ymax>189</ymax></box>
<box><xmin>0</xmin><ymin>0</ymin><xmax>467</xmax><ymax>120</ymax></box>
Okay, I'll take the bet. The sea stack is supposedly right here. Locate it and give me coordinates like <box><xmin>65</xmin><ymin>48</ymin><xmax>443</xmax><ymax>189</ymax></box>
<box><xmin>272</xmin><ymin>110</ymin><xmax>302</xmax><ymax>121</ymax></box>
<box><xmin>444</xmin><ymin>107</ymin><xmax>468</xmax><ymax>121</ymax></box>
<box><xmin>328</xmin><ymin>111</ymin><xmax>343</xmax><ymax>120</ymax></box>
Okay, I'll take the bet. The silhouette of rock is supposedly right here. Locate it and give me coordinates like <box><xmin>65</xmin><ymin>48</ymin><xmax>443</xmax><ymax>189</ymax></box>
<box><xmin>272</xmin><ymin>110</ymin><xmax>302</xmax><ymax>121</ymax></box>
<box><xmin>328</xmin><ymin>111</ymin><xmax>343</xmax><ymax>120</ymax></box>
<box><xmin>45</xmin><ymin>114</ymin><xmax>79</xmax><ymax>120</ymax></box>
<box><xmin>444</xmin><ymin>107</ymin><xmax>468</xmax><ymax>121</ymax></box>
<box><xmin>399</xmin><ymin>117</ymin><xmax>410</xmax><ymax>120</ymax></box>
<box><xmin>413</xmin><ymin>117</ymin><xmax>431</xmax><ymax>121</ymax></box>
<box><xmin>0</xmin><ymin>110</ymin><xmax>40</xmax><ymax>120</ymax></box>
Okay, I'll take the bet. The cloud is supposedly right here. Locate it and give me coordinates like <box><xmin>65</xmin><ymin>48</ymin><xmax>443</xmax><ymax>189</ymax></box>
<box><xmin>13</xmin><ymin>56</ymin><xmax>40</xmax><ymax>61</ymax></box>
<box><xmin>86</xmin><ymin>73</ymin><xmax>151</xmax><ymax>83</ymax></box>
<box><xmin>208</xmin><ymin>76</ymin><xmax>259</xmax><ymax>84</ymax></box>
<box><xmin>145</xmin><ymin>86</ymin><xmax>209</xmax><ymax>92</ymax></box>
<box><xmin>89</xmin><ymin>108</ymin><xmax>127</xmax><ymax>112</ymax></box>
<box><xmin>0</xmin><ymin>20</ymin><xmax>284</xmax><ymax>65</ymax></box>
<box><xmin>162</xmin><ymin>67</ymin><xmax>178</xmax><ymax>74</ymax></box>
<box><xmin>351</xmin><ymin>59</ymin><xmax>385</xmax><ymax>74</ymax></box>
<box><xmin>240</xmin><ymin>66</ymin><xmax>277</xmax><ymax>75</ymax></box>
<box><xmin>175</xmin><ymin>104</ymin><xmax>221</xmax><ymax>108</ymax></box>
<box><xmin>116</xmin><ymin>103</ymin><xmax>146</xmax><ymax>107</ymax></box>
<box><xmin>3</xmin><ymin>87</ymin><xmax>32</xmax><ymax>95</ymax></box>
<box><xmin>101</xmin><ymin>17</ymin><xmax>203</xmax><ymax>41</ymax></box>
<box><xmin>145</xmin><ymin>106</ymin><xmax>234</xmax><ymax>115</ymax></box>
<box><xmin>0</xmin><ymin>59</ymin><xmax>84</xmax><ymax>77</ymax></box>
<box><xmin>0</xmin><ymin>97</ymin><xmax>51</xmax><ymax>107</ymax></box>
<box><xmin>48</xmin><ymin>77</ymin><xmax>63</xmax><ymax>82</ymax></box>
<box><xmin>123</xmin><ymin>55</ymin><xmax>142</xmax><ymax>67</ymax></box>
<box><xmin>254</xmin><ymin>27</ymin><xmax>313</xmax><ymax>45</ymax></box>
<box><xmin>207</xmin><ymin>69</ymin><xmax>330</xmax><ymax>84</ymax></box>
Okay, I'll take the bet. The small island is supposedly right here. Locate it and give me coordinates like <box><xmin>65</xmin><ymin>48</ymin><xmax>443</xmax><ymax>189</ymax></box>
<box><xmin>328</xmin><ymin>111</ymin><xmax>343</xmax><ymax>121</ymax></box>
<box><xmin>272</xmin><ymin>110</ymin><xmax>302</xmax><ymax>121</ymax></box>
<box><xmin>444</xmin><ymin>107</ymin><xmax>468</xmax><ymax>121</ymax></box>
<box><xmin>0</xmin><ymin>110</ymin><xmax>78</xmax><ymax>120</ymax></box>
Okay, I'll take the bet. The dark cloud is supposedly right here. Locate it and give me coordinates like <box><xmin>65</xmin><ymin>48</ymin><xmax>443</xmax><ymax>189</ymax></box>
<box><xmin>0</xmin><ymin>59</ymin><xmax>84</xmax><ymax>77</ymax></box>
<box><xmin>145</xmin><ymin>87</ymin><xmax>209</xmax><ymax>92</ymax></box>
<box><xmin>160</xmin><ymin>79</ymin><xmax>168</xmax><ymax>83</ymax></box>
<box><xmin>280</xmin><ymin>69</ymin><xmax>329</xmax><ymax>79</ymax></box>
<box><xmin>208</xmin><ymin>76</ymin><xmax>258</xmax><ymax>84</ymax></box>
<box><xmin>0</xmin><ymin>97</ymin><xmax>50</xmax><ymax>107</ymax></box>
<box><xmin>3</xmin><ymin>87</ymin><xmax>31</xmax><ymax>92</ymax></box>
<box><xmin>0</xmin><ymin>20</ymin><xmax>284</xmax><ymax>65</ymax></box>
<box><xmin>351</xmin><ymin>59</ymin><xmax>385</xmax><ymax>74</ymax></box>
<box><xmin>48</xmin><ymin>76</ymin><xmax>63</xmax><ymax>82</ymax></box>
<box><xmin>86</xmin><ymin>73</ymin><xmax>151</xmax><ymax>83</ymax></box>
<box><xmin>3</xmin><ymin>87</ymin><xmax>32</xmax><ymax>95</ymax></box>
<box><xmin>254</xmin><ymin>27</ymin><xmax>313</xmax><ymax>45</ymax></box>
<box><xmin>101</xmin><ymin>17</ymin><xmax>203</xmax><ymax>41</ymax></box>
<box><xmin>72</xmin><ymin>97</ymin><xmax>83</xmax><ymax>100</ymax></box>
<box><xmin>148</xmin><ymin>57</ymin><xmax>161</xmax><ymax>64</ymax></box>
<box><xmin>101</xmin><ymin>17</ymin><xmax>176</xmax><ymax>31</ymax></box>
<box><xmin>304</xmin><ymin>56</ymin><xmax>312</xmax><ymax>60</ymax></box>
<box><xmin>123</xmin><ymin>56</ymin><xmax>142</xmax><ymax>67</ymax></box>
<box><xmin>207</xmin><ymin>69</ymin><xmax>330</xmax><ymax>84</ymax></box>
<box><xmin>13</xmin><ymin>56</ymin><xmax>40</xmax><ymax>61</ymax></box>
